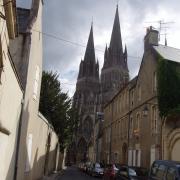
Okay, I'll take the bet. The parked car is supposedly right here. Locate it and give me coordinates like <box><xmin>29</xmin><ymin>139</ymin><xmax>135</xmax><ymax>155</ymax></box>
<box><xmin>103</xmin><ymin>164</ymin><xmax>119</xmax><ymax>180</ymax></box>
<box><xmin>78</xmin><ymin>162</ymin><xmax>85</xmax><ymax>171</ymax></box>
<box><xmin>86</xmin><ymin>162</ymin><xmax>94</xmax><ymax>175</ymax></box>
<box><xmin>90</xmin><ymin>162</ymin><xmax>104</xmax><ymax>177</ymax></box>
<box><xmin>149</xmin><ymin>160</ymin><xmax>180</xmax><ymax>180</ymax></box>
<box><xmin>84</xmin><ymin>161</ymin><xmax>91</xmax><ymax>173</ymax></box>
<box><xmin>115</xmin><ymin>165</ymin><xmax>148</xmax><ymax>180</ymax></box>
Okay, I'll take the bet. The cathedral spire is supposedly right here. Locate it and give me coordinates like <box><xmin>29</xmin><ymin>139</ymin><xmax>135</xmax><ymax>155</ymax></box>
<box><xmin>84</xmin><ymin>24</ymin><xmax>96</xmax><ymax>62</ymax></box>
<box><xmin>110</xmin><ymin>5</ymin><xmax>123</xmax><ymax>52</ymax></box>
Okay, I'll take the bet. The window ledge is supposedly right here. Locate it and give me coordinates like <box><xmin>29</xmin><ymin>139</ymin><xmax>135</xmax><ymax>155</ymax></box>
<box><xmin>0</xmin><ymin>125</ymin><xmax>11</xmax><ymax>135</ymax></box>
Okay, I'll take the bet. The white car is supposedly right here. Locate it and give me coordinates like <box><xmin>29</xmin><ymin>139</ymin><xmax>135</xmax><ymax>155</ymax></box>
<box><xmin>90</xmin><ymin>162</ymin><xmax>104</xmax><ymax>177</ymax></box>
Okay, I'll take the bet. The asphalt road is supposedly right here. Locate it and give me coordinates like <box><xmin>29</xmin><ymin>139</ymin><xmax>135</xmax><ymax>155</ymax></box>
<box><xmin>57</xmin><ymin>166</ymin><xmax>101</xmax><ymax>180</ymax></box>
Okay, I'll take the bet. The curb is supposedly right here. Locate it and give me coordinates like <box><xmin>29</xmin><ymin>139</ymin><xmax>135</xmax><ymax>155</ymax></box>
<box><xmin>41</xmin><ymin>171</ymin><xmax>64</xmax><ymax>180</ymax></box>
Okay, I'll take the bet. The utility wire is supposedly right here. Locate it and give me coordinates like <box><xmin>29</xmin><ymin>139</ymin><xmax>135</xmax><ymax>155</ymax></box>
<box><xmin>32</xmin><ymin>29</ymin><xmax>142</xmax><ymax>60</ymax></box>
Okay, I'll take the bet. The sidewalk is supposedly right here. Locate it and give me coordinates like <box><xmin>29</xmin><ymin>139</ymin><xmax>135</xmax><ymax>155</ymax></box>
<box><xmin>41</xmin><ymin>171</ymin><xmax>64</xmax><ymax>180</ymax></box>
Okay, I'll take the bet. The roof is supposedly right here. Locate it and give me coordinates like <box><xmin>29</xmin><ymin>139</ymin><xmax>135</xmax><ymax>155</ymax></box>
<box><xmin>153</xmin><ymin>44</ymin><xmax>180</xmax><ymax>63</ymax></box>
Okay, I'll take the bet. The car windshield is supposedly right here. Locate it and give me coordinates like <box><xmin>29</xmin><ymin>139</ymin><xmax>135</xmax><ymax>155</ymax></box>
<box><xmin>129</xmin><ymin>167</ymin><xmax>148</xmax><ymax>177</ymax></box>
<box><xmin>129</xmin><ymin>168</ymin><xmax>137</xmax><ymax>176</ymax></box>
<box><xmin>178</xmin><ymin>167</ymin><xmax>180</xmax><ymax>177</ymax></box>
<box><xmin>95</xmin><ymin>163</ymin><xmax>101</xmax><ymax>168</ymax></box>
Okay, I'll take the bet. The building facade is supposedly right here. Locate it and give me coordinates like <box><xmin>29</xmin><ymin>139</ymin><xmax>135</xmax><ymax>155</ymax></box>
<box><xmin>102</xmin><ymin>26</ymin><xmax>180</xmax><ymax>168</ymax></box>
<box><xmin>0</xmin><ymin>1</ymin><xmax>23</xmax><ymax>179</ymax></box>
<box><xmin>73</xmin><ymin>6</ymin><xmax>129</xmax><ymax>163</ymax></box>
<box><xmin>8</xmin><ymin>1</ymin><xmax>61</xmax><ymax>179</ymax></box>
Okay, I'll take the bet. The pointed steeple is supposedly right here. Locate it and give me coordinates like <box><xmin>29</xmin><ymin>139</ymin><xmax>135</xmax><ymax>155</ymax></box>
<box><xmin>104</xmin><ymin>44</ymin><xmax>108</xmax><ymax>59</ymax></box>
<box><xmin>124</xmin><ymin>44</ymin><xmax>127</xmax><ymax>61</ymax></box>
<box><xmin>124</xmin><ymin>44</ymin><xmax>127</xmax><ymax>55</ymax></box>
<box><xmin>84</xmin><ymin>24</ymin><xmax>96</xmax><ymax>62</ymax></box>
<box><xmin>165</xmin><ymin>36</ymin><xmax>167</xmax><ymax>46</ymax></box>
<box><xmin>109</xmin><ymin>5</ymin><xmax>123</xmax><ymax>52</ymax></box>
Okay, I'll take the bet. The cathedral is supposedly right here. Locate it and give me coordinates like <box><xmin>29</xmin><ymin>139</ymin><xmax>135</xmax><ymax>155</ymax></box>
<box><xmin>73</xmin><ymin>5</ymin><xmax>129</xmax><ymax>162</ymax></box>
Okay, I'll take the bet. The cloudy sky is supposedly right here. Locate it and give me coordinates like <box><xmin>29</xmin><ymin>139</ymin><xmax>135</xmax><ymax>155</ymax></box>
<box><xmin>17</xmin><ymin>0</ymin><xmax>180</xmax><ymax>97</ymax></box>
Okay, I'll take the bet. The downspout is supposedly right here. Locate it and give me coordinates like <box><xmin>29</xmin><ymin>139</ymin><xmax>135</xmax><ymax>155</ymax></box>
<box><xmin>127</xmin><ymin>89</ymin><xmax>131</xmax><ymax>165</ymax></box>
<box><xmin>13</xmin><ymin>33</ymin><xmax>32</xmax><ymax>180</ymax></box>
<box><xmin>13</xmin><ymin>98</ymin><xmax>24</xmax><ymax>180</ymax></box>
<box><xmin>109</xmin><ymin>102</ymin><xmax>113</xmax><ymax>163</ymax></box>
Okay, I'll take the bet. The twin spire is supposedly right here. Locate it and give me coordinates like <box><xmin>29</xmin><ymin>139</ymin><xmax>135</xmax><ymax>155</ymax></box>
<box><xmin>110</xmin><ymin>5</ymin><xmax>123</xmax><ymax>52</ymax></box>
<box><xmin>78</xmin><ymin>5</ymin><xmax>127</xmax><ymax>79</ymax></box>
<box><xmin>84</xmin><ymin>23</ymin><xmax>96</xmax><ymax>63</ymax></box>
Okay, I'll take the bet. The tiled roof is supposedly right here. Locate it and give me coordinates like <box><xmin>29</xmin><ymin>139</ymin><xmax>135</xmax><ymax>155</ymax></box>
<box><xmin>153</xmin><ymin>44</ymin><xmax>180</xmax><ymax>63</ymax></box>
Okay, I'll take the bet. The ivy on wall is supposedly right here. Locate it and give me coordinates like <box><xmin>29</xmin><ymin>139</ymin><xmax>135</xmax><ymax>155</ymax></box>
<box><xmin>157</xmin><ymin>57</ymin><xmax>180</xmax><ymax>118</ymax></box>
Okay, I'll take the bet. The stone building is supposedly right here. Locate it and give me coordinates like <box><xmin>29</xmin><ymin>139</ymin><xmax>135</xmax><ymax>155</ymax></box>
<box><xmin>73</xmin><ymin>24</ymin><xmax>100</xmax><ymax>162</ymax></box>
<box><xmin>8</xmin><ymin>1</ymin><xmax>60</xmax><ymax>179</ymax></box>
<box><xmin>102</xmin><ymin>26</ymin><xmax>180</xmax><ymax>168</ymax></box>
<box><xmin>0</xmin><ymin>1</ymin><xmax>23</xmax><ymax>179</ymax></box>
<box><xmin>73</xmin><ymin>6</ymin><xmax>129</xmax><ymax>162</ymax></box>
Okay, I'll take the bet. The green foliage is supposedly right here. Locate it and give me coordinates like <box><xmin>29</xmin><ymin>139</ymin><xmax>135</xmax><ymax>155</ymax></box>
<box><xmin>39</xmin><ymin>71</ymin><xmax>79</xmax><ymax>151</ymax></box>
<box><xmin>157</xmin><ymin>57</ymin><xmax>180</xmax><ymax>118</ymax></box>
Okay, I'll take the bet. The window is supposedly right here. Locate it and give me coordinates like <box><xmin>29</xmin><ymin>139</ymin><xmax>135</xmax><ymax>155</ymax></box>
<box><xmin>119</xmin><ymin>167</ymin><xmax>128</xmax><ymax>177</ymax></box>
<box><xmin>156</xmin><ymin>165</ymin><xmax>166</xmax><ymax>179</ymax></box>
<box><xmin>131</xmin><ymin>89</ymin><xmax>134</xmax><ymax>107</ymax></box>
<box><xmin>166</xmin><ymin>167</ymin><xmax>177</xmax><ymax>180</ymax></box>
<box><xmin>151</xmin><ymin>106</ymin><xmax>158</xmax><ymax>134</ymax></box>
<box><xmin>153</xmin><ymin>72</ymin><xmax>157</xmax><ymax>92</ymax></box>
<box><xmin>33</xmin><ymin>65</ymin><xmax>40</xmax><ymax>100</ymax></box>
<box><xmin>151</xmin><ymin>163</ymin><xmax>159</xmax><ymax>176</ymax></box>
<box><xmin>0</xmin><ymin>35</ymin><xmax>3</xmax><ymax>82</ymax></box>
<box><xmin>135</xmin><ymin>113</ymin><xmax>140</xmax><ymax>130</ymax></box>
<box><xmin>129</xmin><ymin>116</ymin><xmax>133</xmax><ymax>138</ymax></box>
<box><xmin>25</xmin><ymin>134</ymin><xmax>33</xmax><ymax>172</ymax></box>
<box><xmin>138</xmin><ymin>84</ymin><xmax>141</xmax><ymax>101</ymax></box>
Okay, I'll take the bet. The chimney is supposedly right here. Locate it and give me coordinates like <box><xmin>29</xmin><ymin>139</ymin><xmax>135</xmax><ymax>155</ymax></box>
<box><xmin>144</xmin><ymin>26</ymin><xmax>159</xmax><ymax>51</ymax></box>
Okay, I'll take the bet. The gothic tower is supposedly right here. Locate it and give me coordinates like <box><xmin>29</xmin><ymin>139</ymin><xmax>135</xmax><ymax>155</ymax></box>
<box><xmin>101</xmin><ymin>5</ymin><xmax>129</xmax><ymax>106</ymax></box>
<box><xmin>73</xmin><ymin>24</ymin><xmax>100</xmax><ymax>162</ymax></box>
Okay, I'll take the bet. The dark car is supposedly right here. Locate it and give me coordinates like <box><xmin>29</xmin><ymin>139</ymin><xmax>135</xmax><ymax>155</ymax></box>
<box><xmin>89</xmin><ymin>162</ymin><xmax>104</xmax><ymax>177</ymax></box>
<box><xmin>149</xmin><ymin>160</ymin><xmax>180</xmax><ymax>180</ymax></box>
<box><xmin>115</xmin><ymin>165</ymin><xmax>148</xmax><ymax>180</ymax></box>
<box><xmin>103</xmin><ymin>164</ymin><xmax>119</xmax><ymax>180</ymax></box>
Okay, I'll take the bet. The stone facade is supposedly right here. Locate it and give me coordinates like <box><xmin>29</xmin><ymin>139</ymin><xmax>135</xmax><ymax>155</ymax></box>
<box><xmin>102</xmin><ymin>26</ymin><xmax>180</xmax><ymax>168</ymax></box>
<box><xmin>73</xmin><ymin>6</ymin><xmax>129</xmax><ymax>162</ymax></box>
<box><xmin>0</xmin><ymin>1</ymin><xmax>23</xmax><ymax>179</ymax></box>
<box><xmin>8</xmin><ymin>1</ymin><xmax>61</xmax><ymax>180</ymax></box>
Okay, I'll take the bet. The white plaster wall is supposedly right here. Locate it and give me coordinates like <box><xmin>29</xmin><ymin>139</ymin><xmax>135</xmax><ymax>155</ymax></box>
<box><xmin>0</xmin><ymin>2</ymin><xmax>23</xmax><ymax>179</ymax></box>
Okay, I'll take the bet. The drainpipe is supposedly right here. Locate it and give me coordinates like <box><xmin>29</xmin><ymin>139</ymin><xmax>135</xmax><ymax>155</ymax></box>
<box><xmin>109</xmin><ymin>102</ymin><xmax>113</xmax><ymax>163</ymax></box>
<box><xmin>13</xmin><ymin>98</ymin><xmax>24</xmax><ymax>180</ymax></box>
<box><xmin>127</xmin><ymin>89</ymin><xmax>131</xmax><ymax>165</ymax></box>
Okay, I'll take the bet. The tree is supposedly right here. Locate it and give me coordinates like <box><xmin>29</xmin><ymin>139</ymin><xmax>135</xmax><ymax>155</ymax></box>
<box><xmin>39</xmin><ymin>71</ymin><xmax>78</xmax><ymax>151</ymax></box>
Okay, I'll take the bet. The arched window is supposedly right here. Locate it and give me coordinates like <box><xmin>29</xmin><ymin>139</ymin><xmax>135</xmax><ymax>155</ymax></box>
<box><xmin>151</xmin><ymin>106</ymin><xmax>158</xmax><ymax>134</ymax></box>
<box><xmin>152</xmin><ymin>72</ymin><xmax>157</xmax><ymax>92</ymax></box>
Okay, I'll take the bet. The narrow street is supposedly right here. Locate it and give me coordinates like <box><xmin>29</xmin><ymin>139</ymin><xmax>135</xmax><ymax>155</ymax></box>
<box><xmin>57</xmin><ymin>167</ymin><xmax>101</xmax><ymax>180</ymax></box>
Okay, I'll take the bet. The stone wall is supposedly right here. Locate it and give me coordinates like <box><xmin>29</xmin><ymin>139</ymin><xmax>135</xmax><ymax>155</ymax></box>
<box><xmin>24</xmin><ymin>113</ymin><xmax>60</xmax><ymax>180</ymax></box>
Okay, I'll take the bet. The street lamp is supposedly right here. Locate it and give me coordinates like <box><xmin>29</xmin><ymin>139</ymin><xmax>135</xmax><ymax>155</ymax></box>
<box><xmin>142</xmin><ymin>103</ymin><xmax>158</xmax><ymax>116</ymax></box>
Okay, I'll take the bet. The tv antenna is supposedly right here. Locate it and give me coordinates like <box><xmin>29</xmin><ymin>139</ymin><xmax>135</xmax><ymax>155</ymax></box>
<box><xmin>145</xmin><ymin>20</ymin><xmax>175</xmax><ymax>43</ymax></box>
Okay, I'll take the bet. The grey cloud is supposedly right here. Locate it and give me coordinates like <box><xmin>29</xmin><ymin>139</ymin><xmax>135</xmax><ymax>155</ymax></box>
<box><xmin>17</xmin><ymin>0</ymin><xmax>180</xmax><ymax>94</ymax></box>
